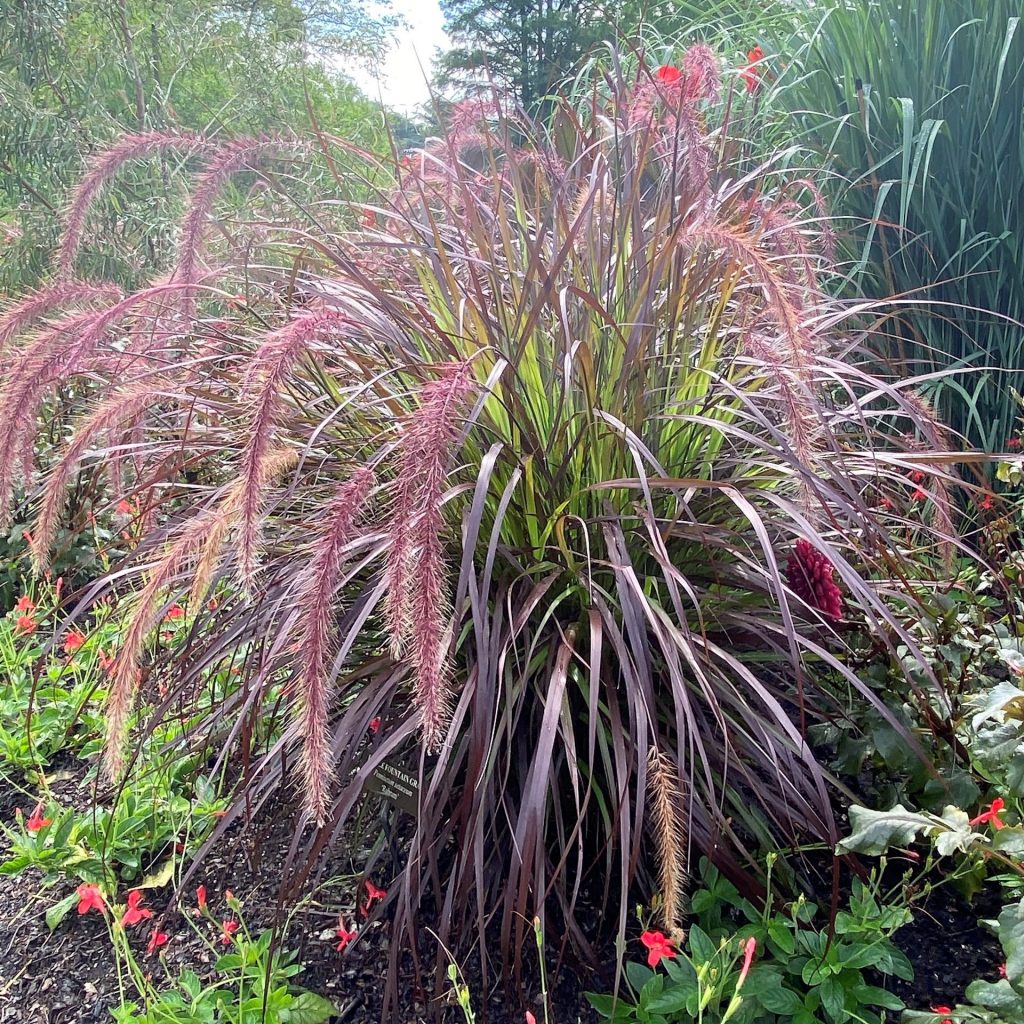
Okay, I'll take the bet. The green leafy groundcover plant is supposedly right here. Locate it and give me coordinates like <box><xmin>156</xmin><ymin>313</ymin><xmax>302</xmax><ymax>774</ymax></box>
<box><xmin>0</xmin><ymin>43</ymin><xmax>964</xmax><ymax>1009</ymax></box>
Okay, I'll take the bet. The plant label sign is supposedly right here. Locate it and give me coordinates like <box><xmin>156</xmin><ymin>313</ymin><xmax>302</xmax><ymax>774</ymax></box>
<box><xmin>368</xmin><ymin>759</ymin><xmax>420</xmax><ymax>816</ymax></box>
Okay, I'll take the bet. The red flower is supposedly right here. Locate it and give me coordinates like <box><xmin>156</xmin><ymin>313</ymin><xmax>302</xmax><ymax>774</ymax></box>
<box><xmin>15</xmin><ymin>614</ymin><xmax>37</xmax><ymax>634</ymax></box>
<box><xmin>360</xmin><ymin>879</ymin><xmax>387</xmax><ymax>917</ymax></box>
<box><xmin>115</xmin><ymin>499</ymin><xmax>136</xmax><ymax>516</ymax></box>
<box><xmin>164</xmin><ymin>604</ymin><xmax>185</xmax><ymax>621</ymax></box>
<box><xmin>63</xmin><ymin>630</ymin><xmax>86</xmax><ymax>654</ymax></box>
<box><xmin>910</xmin><ymin>470</ymin><xmax>927</xmax><ymax>484</ymax></box>
<box><xmin>912</xmin><ymin>488</ymin><xmax>928</xmax><ymax>501</ymax></box>
<box><xmin>640</xmin><ymin>930</ymin><xmax>677</xmax><ymax>968</ymax></box>
<box><xmin>368</xmin><ymin>717</ymin><xmax>382</xmax><ymax>735</ymax></box>
<box><xmin>14</xmin><ymin>595</ymin><xmax>35</xmax><ymax>613</ymax></box>
<box><xmin>1000</xmin><ymin>963</ymin><xmax>1008</xmax><ymax>978</ymax></box>
<box><xmin>1008</xmin><ymin>438</ymin><xmax>1021</xmax><ymax>449</ymax></box>
<box><xmin>220</xmin><ymin>919</ymin><xmax>239</xmax><ymax>944</ymax></box>
<box><xmin>785</xmin><ymin>539</ymin><xmax>843</xmax><ymax>619</ymax></box>
<box><xmin>741</xmin><ymin>46</ymin><xmax>765</xmax><ymax>93</ymax></box>
<box><xmin>737</xmin><ymin>937</ymin><xmax>757</xmax><ymax>987</ymax></box>
<box><xmin>335</xmin><ymin>919</ymin><xmax>357</xmax><ymax>952</ymax></box>
<box><xmin>879</xmin><ymin>497</ymin><xmax>895</xmax><ymax>510</ymax></box>
<box><xmin>526</xmin><ymin>1014</ymin><xmax>537</xmax><ymax>1024</ymax></box>
<box><xmin>978</xmin><ymin>494</ymin><xmax>995</xmax><ymax>512</ymax></box>
<box><xmin>76</xmin><ymin>884</ymin><xmax>105</xmax><ymax>915</ymax></box>
<box><xmin>970</xmin><ymin>798</ymin><xmax>1006</xmax><ymax>830</ymax></box>
<box><xmin>207</xmin><ymin>598</ymin><xmax>219</xmax><ymax>611</ymax></box>
<box><xmin>196</xmin><ymin>885</ymin><xmax>207</xmax><ymax>912</ymax></box>
<box><xmin>146</xmin><ymin>929</ymin><xmax>168</xmax><ymax>955</ymax></box>
<box><xmin>26</xmin><ymin>802</ymin><xmax>52</xmax><ymax>832</ymax></box>
<box><xmin>655</xmin><ymin>65</ymin><xmax>682</xmax><ymax>85</ymax></box>
<box><xmin>121</xmin><ymin>890</ymin><xmax>153</xmax><ymax>927</ymax></box>
<box><xmin>931</xmin><ymin>1006</ymin><xmax>953</xmax><ymax>1024</ymax></box>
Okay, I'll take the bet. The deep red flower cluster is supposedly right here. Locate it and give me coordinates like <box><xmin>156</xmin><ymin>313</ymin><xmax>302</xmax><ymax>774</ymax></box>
<box><xmin>785</xmin><ymin>540</ymin><xmax>843</xmax><ymax>620</ymax></box>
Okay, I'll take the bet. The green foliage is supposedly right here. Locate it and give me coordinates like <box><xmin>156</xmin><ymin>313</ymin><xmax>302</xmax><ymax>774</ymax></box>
<box><xmin>0</xmin><ymin>0</ymin><xmax>393</xmax><ymax>291</ymax></box>
<box><xmin>110</xmin><ymin>904</ymin><xmax>336</xmax><ymax>1024</ymax></box>
<box><xmin>588</xmin><ymin>862</ymin><xmax>911</xmax><ymax>1024</ymax></box>
<box><xmin>771</xmin><ymin>0</ymin><xmax>1024</xmax><ymax>452</ymax></box>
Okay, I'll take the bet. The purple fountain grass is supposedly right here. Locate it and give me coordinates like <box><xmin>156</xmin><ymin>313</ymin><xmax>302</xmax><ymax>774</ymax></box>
<box><xmin>293</xmin><ymin>467</ymin><xmax>375</xmax><ymax>824</ymax></box>
<box><xmin>385</xmin><ymin>362</ymin><xmax>475</xmax><ymax>750</ymax></box>
<box><xmin>173</xmin><ymin>136</ymin><xmax>280</xmax><ymax>320</ymax></box>
<box><xmin>31</xmin><ymin>382</ymin><xmax>163</xmax><ymax>571</ymax></box>
<box><xmin>681</xmin><ymin>219</ymin><xmax>816</xmax><ymax>368</ymax></box>
<box><xmin>104</xmin><ymin>510</ymin><xmax>218</xmax><ymax>779</ymax></box>
<box><xmin>236</xmin><ymin>310</ymin><xmax>350</xmax><ymax>585</ymax></box>
<box><xmin>58</xmin><ymin>130</ymin><xmax>203</xmax><ymax>280</ymax></box>
<box><xmin>646</xmin><ymin>747</ymin><xmax>688</xmax><ymax>940</ymax></box>
<box><xmin>0</xmin><ymin>280</ymin><xmax>121</xmax><ymax>358</ymax></box>
<box><xmin>0</xmin><ymin>283</ymin><xmax>184</xmax><ymax>521</ymax></box>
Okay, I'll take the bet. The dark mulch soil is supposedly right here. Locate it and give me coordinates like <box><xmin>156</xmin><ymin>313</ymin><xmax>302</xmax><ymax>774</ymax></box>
<box><xmin>887</xmin><ymin>884</ymin><xmax>1005</xmax><ymax>1010</ymax></box>
<box><xmin>0</xmin><ymin>758</ymin><xmax>599</xmax><ymax>1024</ymax></box>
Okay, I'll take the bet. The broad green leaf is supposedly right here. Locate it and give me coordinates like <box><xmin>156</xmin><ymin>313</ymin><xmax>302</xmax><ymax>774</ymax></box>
<box><xmin>837</xmin><ymin>805</ymin><xmax>933</xmax><ymax>855</ymax></box>
<box><xmin>279</xmin><ymin>991</ymin><xmax>338</xmax><ymax>1024</ymax></box>
<box><xmin>46</xmin><ymin>892</ymin><xmax>79</xmax><ymax>930</ymax></box>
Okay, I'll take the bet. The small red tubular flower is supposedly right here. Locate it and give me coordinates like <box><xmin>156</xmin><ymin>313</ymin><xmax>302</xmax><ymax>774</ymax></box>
<box><xmin>76</xmin><ymin>883</ymin><xmax>105</xmax><ymax>915</ymax></box>
<box><xmin>146</xmin><ymin>929</ymin><xmax>168</xmax><ymax>955</ymax></box>
<box><xmin>655</xmin><ymin>65</ymin><xmax>682</xmax><ymax>84</ymax></box>
<box><xmin>641</xmin><ymin>930</ymin><xmax>677</xmax><ymax>968</ymax></box>
<box><xmin>14</xmin><ymin>595</ymin><xmax>35</xmax><ymax>612</ymax></box>
<box><xmin>26</xmin><ymin>802</ymin><xmax>51</xmax><ymax>832</ymax></box>
<box><xmin>526</xmin><ymin>1014</ymin><xmax>537</xmax><ymax>1024</ymax></box>
<box><xmin>335</xmin><ymin>919</ymin><xmax>357</xmax><ymax>952</ymax></box>
<box><xmin>368</xmin><ymin>717</ymin><xmax>382</xmax><ymax>735</ymax></box>
<box><xmin>220</xmin><ymin>919</ymin><xmax>239</xmax><ymax>944</ymax></box>
<box><xmin>910</xmin><ymin>470</ymin><xmax>927</xmax><ymax>484</ymax></box>
<box><xmin>63</xmin><ymin>629</ymin><xmax>86</xmax><ymax>653</ymax></box>
<box><xmin>977</xmin><ymin>494</ymin><xmax>995</xmax><ymax>512</ymax></box>
<box><xmin>121</xmin><ymin>889</ymin><xmax>153</xmax><ymax>927</ymax></box>
<box><xmin>1009</xmin><ymin>438</ymin><xmax>1022</xmax><ymax>449</ymax></box>
<box><xmin>15</xmin><ymin>614</ymin><xmax>36</xmax><ymax>634</ymax></box>
<box><xmin>785</xmin><ymin>539</ymin><xmax>843</xmax><ymax>620</ymax></box>
<box><xmin>196</xmin><ymin>885</ymin><xmax>207</xmax><ymax>912</ymax></box>
<box><xmin>970</xmin><ymin>798</ymin><xmax>1006</xmax><ymax>830</ymax></box>
<box><xmin>1000</xmin><ymin>963</ymin><xmax>1008</xmax><ymax>979</ymax></box>
<box><xmin>879</xmin><ymin>497</ymin><xmax>895</xmax><ymax>510</ymax></box>
<box><xmin>164</xmin><ymin>604</ymin><xmax>185</xmax><ymax>621</ymax></box>
<box><xmin>736</xmin><ymin>937</ymin><xmax>757</xmax><ymax>988</ymax></box>
<box><xmin>931</xmin><ymin>1006</ymin><xmax>953</xmax><ymax>1024</ymax></box>
<box><xmin>360</xmin><ymin>879</ymin><xmax>387</xmax><ymax>917</ymax></box>
<box><xmin>912</xmin><ymin>488</ymin><xmax>928</xmax><ymax>502</ymax></box>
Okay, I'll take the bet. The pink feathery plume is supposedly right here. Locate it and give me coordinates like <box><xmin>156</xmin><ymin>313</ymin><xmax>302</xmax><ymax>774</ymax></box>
<box><xmin>173</xmin><ymin>137</ymin><xmax>279</xmax><ymax>321</ymax></box>
<box><xmin>293</xmin><ymin>468</ymin><xmax>375</xmax><ymax>824</ymax></box>
<box><xmin>104</xmin><ymin>511</ymin><xmax>217</xmax><ymax>779</ymax></box>
<box><xmin>32</xmin><ymin>382</ymin><xmax>161</xmax><ymax>571</ymax></box>
<box><xmin>58</xmin><ymin>131</ymin><xmax>203</xmax><ymax>280</ymax></box>
<box><xmin>385</xmin><ymin>362</ymin><xmax>475</xmax><ymax>751</ymax></box>
<box><xmin>682</xmin><ymin>43</ymin><xmax>721</xmax><ymax>104</ymax></box>
<box><xmin>0</xmin><ymin>280</ymin><xmax>120</xmax><ymax>358</ymax></box>
<box><xmin>0</xmin><ymin>284</ymin><xmax>182</xmax><ymax>522</ymax></box>
<box><xmin>236</xmin><ymin>310</ymin><xmax>349</xmax><ymax>585</ymax></box>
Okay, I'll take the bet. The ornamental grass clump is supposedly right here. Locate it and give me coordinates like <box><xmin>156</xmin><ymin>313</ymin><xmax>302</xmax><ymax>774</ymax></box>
<box><xmin>0</xmin><ymin>46</ymin><xmax>961</xmax><ymax>1005</ymax></box>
